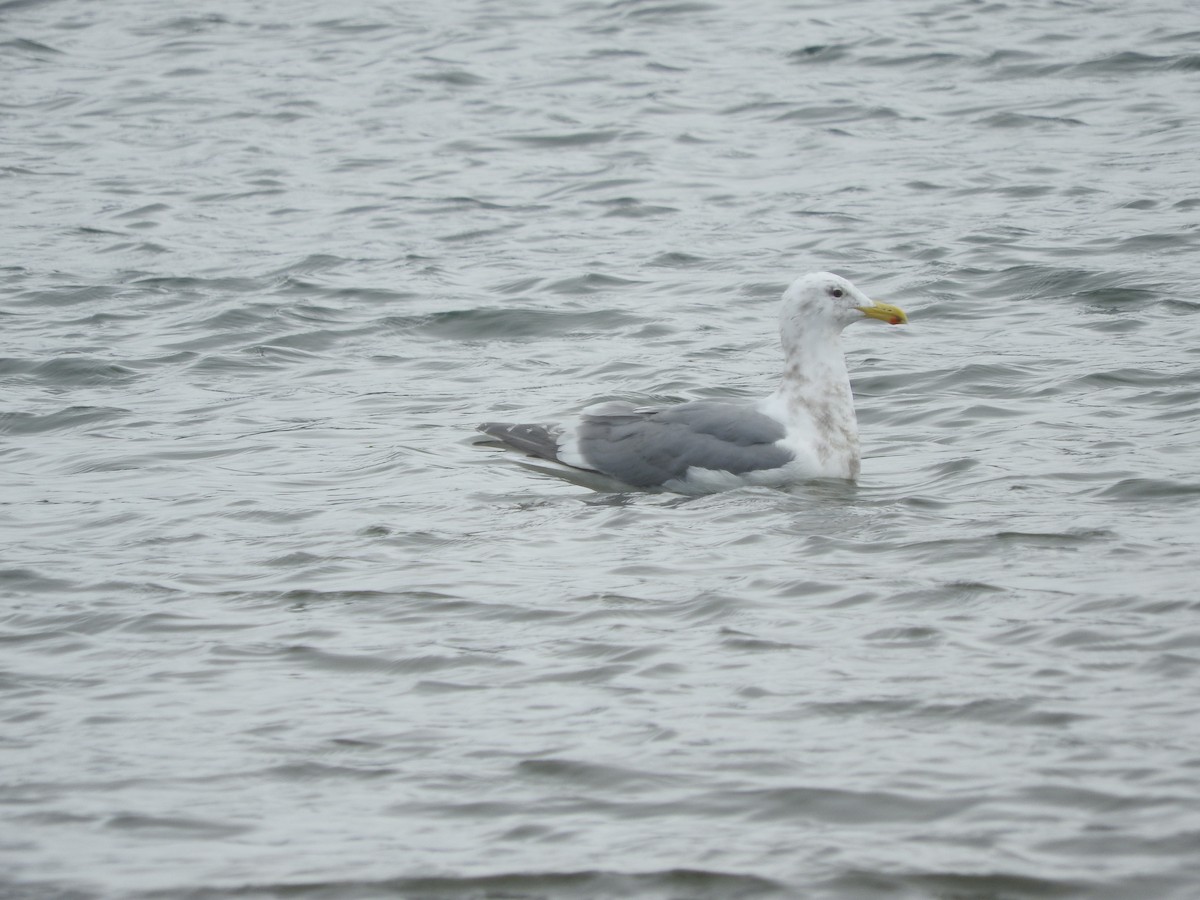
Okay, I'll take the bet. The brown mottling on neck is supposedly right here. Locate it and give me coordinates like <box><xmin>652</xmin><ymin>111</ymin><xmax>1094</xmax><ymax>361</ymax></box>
<box><xmin>783</xmin><ymin>360</ymin><xmax>810</xmax><ymax>387</ymax></box>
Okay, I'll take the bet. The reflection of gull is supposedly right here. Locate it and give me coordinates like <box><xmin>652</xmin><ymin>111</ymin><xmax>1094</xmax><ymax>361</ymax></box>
<box><xmin>478</xmin><ymin>272</ymin><xmax>908</xmax><ymax>494</ymax></box>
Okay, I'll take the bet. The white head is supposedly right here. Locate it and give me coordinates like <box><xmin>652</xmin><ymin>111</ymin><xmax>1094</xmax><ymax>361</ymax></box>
<box><xmin>781</xmin><ymin>272</ymin><xmax>908</xmax><ymax>335</ymax></box>
<box><xmin>777</xmin><ymin>271</ymin><xmax>907</xmax><ymax>360</ymax></box>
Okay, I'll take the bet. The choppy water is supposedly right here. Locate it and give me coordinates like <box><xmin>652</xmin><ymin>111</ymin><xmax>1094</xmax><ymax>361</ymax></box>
<box><xmin>4</xmin><ymin>0</ymin><xmax>1200</xmax><ymax>897</ymax></box>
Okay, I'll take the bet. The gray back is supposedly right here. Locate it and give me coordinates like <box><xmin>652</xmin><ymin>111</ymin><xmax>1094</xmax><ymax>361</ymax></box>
<box><xmin>576</xmin><ymin>401</ymin><xmax>792</xmax><ymax>488</ymax></box>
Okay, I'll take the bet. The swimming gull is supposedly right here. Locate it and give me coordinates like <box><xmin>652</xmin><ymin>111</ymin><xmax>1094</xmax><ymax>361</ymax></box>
<box><xmin>477</xmin><ymin>272</ymin><xmax>907</xmax><ymax>494</ymax></box>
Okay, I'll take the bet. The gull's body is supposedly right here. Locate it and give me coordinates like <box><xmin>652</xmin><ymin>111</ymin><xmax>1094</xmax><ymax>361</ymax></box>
<box><xmin>477</xmin><ymin>272</ymin><xmax>907</xmax><ymax>494</ymax></box>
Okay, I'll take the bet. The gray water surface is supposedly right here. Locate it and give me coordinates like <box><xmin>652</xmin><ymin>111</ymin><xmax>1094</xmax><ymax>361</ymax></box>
<box><xmin>4</xmin><ymin>1</ymin><xmax>1200</xmax><ymax>898</ymax></box>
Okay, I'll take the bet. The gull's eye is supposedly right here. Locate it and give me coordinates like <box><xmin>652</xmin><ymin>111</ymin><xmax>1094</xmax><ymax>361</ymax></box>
<box><xmin>831</xmin><ymin>288</ymin><xmax>844</xmax><ymax>298</ymax></box>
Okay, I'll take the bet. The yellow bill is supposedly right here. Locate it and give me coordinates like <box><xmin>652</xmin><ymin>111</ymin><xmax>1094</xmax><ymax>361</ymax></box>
<box><xmin>857</xmin><ymin>302</ymin><xmax>908</xmax><ymax>326</ymax></box>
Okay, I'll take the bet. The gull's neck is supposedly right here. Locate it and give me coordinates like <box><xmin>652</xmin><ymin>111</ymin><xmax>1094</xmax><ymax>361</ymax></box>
<box><xmin>768</xmin><ymin>320</ymin><xmax>861</xmax><ymax>479</ymax></box>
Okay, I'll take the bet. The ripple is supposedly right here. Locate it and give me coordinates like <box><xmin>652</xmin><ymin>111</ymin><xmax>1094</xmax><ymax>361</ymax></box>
<box><xmin>385</xmin><ymin>307</ymin><xmax>646</xmax><ymax>341</ymax></box>
<box><xmin>145</xmin><ymin>869</ymin><xmax>786</xmax><ymax>900</ymax></box>
<box><xmin>0</xmin><ymin>405</ymin><xmax>129</xmax><ymax>435</ymax></box>
<box><xmin>103</xmin><ymin>814</ymin><xmax>251</xmax><ymax>839</ymax></box>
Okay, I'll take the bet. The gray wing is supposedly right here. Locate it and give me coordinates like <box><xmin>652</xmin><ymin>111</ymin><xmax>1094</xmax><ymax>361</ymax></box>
<box><xmin>477</xmin><ymin>422</ymin><xmax>561</xmax><ymax>461</ymax></box>
<box><xmin>572</xmin><ymin>400</ymin><xmax>793</xmax><ymax>488</ymax></box>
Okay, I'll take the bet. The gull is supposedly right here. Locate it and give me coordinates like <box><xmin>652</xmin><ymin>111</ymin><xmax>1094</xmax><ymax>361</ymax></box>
<box><xmin>477</xmin><ymin>272</ymin><xmax>907</xmax><ymax>494</ymax></box>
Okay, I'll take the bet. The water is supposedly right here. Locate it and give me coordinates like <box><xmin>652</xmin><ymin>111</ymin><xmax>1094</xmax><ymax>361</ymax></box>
<box><xmin>3</xmin><ymin>0</ymin><xmax>1200</xmax><ymax>897</ymax></box>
